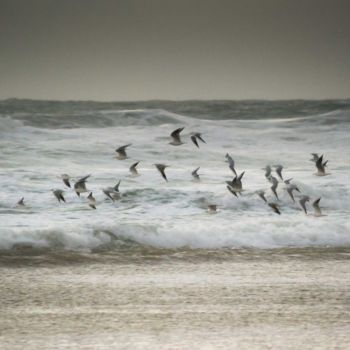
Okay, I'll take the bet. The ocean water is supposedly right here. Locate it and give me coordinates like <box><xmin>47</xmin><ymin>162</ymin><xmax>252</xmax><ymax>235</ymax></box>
<box><xmin>0</xmin><ymin>99</ymin><xmax>349</xmax><ymax>252</ymax></box>
<box><xmin>1</xmin><ymin>99</ymin><xmax>350</xmax><ymax>349</ymax></box>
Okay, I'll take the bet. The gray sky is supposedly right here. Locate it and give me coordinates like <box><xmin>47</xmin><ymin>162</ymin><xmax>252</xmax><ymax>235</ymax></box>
<box><xmin>0</xmin><ymin>0</ymin><xmax>349</xmax><ymax>101</ymax></box>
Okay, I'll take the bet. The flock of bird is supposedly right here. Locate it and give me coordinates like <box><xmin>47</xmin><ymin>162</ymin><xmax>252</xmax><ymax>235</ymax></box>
<box><xmin>14</xmin><ymin>126</ymin><xmax>329</xmax><ymax>216</ymax></box>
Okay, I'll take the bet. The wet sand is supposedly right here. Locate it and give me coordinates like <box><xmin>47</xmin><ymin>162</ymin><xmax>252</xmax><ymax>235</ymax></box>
<box><xmin>1</xmin><ymin>248</ymin><xmax>350</xmax><ymax>349</ymax></box>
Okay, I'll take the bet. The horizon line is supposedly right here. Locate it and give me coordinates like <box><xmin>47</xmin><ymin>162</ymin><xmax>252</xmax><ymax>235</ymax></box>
<box><xmin>1</xmin><ymin>96</ymin><xmax>350</xmax><ymax>104</ymax></box>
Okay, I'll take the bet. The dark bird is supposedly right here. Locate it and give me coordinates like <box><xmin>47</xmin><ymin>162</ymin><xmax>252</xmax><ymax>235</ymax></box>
<box><xmin>226</xmin><ymin>171</ymin><xmax>245</xmax><ymax>195</ymax></box>
<box><xmin>227</xmin><ymin>185</ymin><xmax>238</xmax><ymax>197</ymax></box>
<box><xmin>285</xmin><ymin>183</ymin><xmax>300</xmax><ymax>202</ymax></box>
<box><xmin>256</xmin><ymin>190</ymin><xmax>267</xmax><ymax>203</ymax></box>
<box><xmin>154</xmin><ymin>164</ymin><xmax>169</xmax><ymax>182</ymax></box>
<box><xmin>284</xmin><ymin>178</ymin><xmax>293</xmax><ymax>185</ymax></box>
<box><xmin>16</xmin><ymin>197</ymin><xmax>25</xmax><ymax>208</ymax></box>
<box><xmin>52</xmin><ymin>189</ymin><xmax>66</xmax><ymax>203</ymax></box>
<box><xmin>274</xmin><ymin>164</ymin><xmax>284</xmax><ymax>181</ymax></box>
<box><xmin>115</xmin><ymin>144</ymin><xmax>132</xmax><ymax>160</ymax></box>
<box><xmin>314</xmin><ymin>155</ymin><xmax>329</xmax><ymax>176</ymax></box>
<box><xmin>169</xmin><ymin>127</ymin><xmax>184</xmax><ymax>146</ymax></box>
<box><xmin>299</xmin><ymin>195</ymin><xmax>310</xmax><ymax>214</ymax></box>
<box><xmin>191</xmin><ymin>167</ymin><xmax>201</xmax><ymax>181</ymax></box>
<box><xmin>269</xmin><ymin>175</ymin><xmax>279</xmax><ymax>200</ymax></box>
<box><xmin>190</xmin><ymin>133</ymin><xmax>206</xmax><ymax>148</ymax></box>
<box><xmin>264</xmin><ymin>165</ymin><xmax>272</xmax><ymax>179</ymax></box>
<box><xmin>268</xmin><ymin>202</ymin><xmax>281</xmax><ymax>215</ymax></box>
<box><xmin>310</xmin><ymin>153</ymin><xmax>320</xmax><ymax>162</ymax></box>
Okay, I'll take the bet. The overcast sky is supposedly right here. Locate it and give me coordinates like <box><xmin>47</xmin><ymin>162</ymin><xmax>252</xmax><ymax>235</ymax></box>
<box><xmin>0</xmin><ymin>0</ymin><xmax>349</xmax><ymax>101</ymax></box>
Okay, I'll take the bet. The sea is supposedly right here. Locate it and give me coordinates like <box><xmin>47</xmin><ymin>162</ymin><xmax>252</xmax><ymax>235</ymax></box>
<box><xmin>0</xmin><ymin>99</ymin><xmax>350</xmax><ymax>349</ymax></box>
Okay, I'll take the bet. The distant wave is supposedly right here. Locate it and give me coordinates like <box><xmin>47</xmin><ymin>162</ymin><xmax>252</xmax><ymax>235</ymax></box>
<box><xmin>1</xmin><ymin>98</ymin><xmax>350</xmax><ymax>129</ymax></box>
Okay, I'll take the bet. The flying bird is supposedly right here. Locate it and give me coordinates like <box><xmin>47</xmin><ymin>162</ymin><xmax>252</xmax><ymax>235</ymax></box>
<box><xmin>129</xmin><ymin>161</ymin><xmax>140</xmax><ymax>177</ymax></box>
<box><xmin>16</xmin><ymin>197</ymin><xmax>25</xmax><ymax>208</ymax></box>
<box><xmin>268</xmin><ymin>202</ymin><xmax>281</xmax><ymax>215</ymax></box>
<box><xmin>115</xmin><ymin>144</ymin><xmax>132</xmax><ymax>160</ymax></box>
<box><xmin>87</xmin><ymin>192</ymin><xmax>97</xmax><ymax>209</ymax></box>
<box><xmin>74</xmin><ymin>174</ymin><xmax>91</xmax><ymax>196</ymax></box>
<box><xmin>299</xmin><ymin>195</ymin><xmax>310</xmax><ymax>214</ymax></box>
<box><xmin>256</xmin><ymin>190</ymin><xmax>267</xmax><ymax>203</ymax></box>
<box><xmin>269</xmin><ymin>175</ymin><xmax>279</xmax><ymax>200</ymax></box>
<box><xmin>225</xmin><ymin>153</ymin><xmax>237</xmax><ymax>175</ymax></box>
<box><xmin>52</xmin><ymin>189</ymin><xmax>66</xmax><ymax>203</ymax></box>
<box><xmin>169</xmin><ymin>127</ymin><xmax>184</xmax><ymax>146</ymax></box>
<box><xmin>274</xmin><ymin>164</ymin><xmax>284</xmax><ymax>181</ymax></box>
<box><xmin>284</xmin><ymin>178</ymin><xmax>293</xmax><ymax>185</ymax></box>
<box><xmin>60</xmin><ymin>174</ymin><xmax>71</xmax><ymax>188</ymax></box>
<box><xmin>190</xmin><ymin>132</ymin><xmax>206</xmax><ymax>148</ymax></box>
<box><xmin>191</xmin><ymin>167</ymin><xmax>201</xmax><ymax>181</ymax></box>
<box><xmin>226</xmin><ymin>171</ymin><xmax>245</xmax><ymax>195</ymax></box>
<box><xmin>312</xmin><ymin>197</ymin><xmax>324</xmax><ymax>217</ymax></box>
<box><xmin>227</xmin><ymin>185</ymin><xmax>238</xmax><ymax>197</ymax></box>
<box><xmin>314</xmin><ymin>155</ymin><xmax>329</xmax><ymax>176</ymax></box>
<box><xmin>310</xmin><ymin>153</ymin><xmax>320</xmax><ymax>162</ymax></box>
<box><xmin>103</xmin><ymin>180</ymin><xmax>121</xmax><ymax>201</ymax></box>
<box><xmin>264</xmin><ymin>165</ymin><xmax>272</xmax><ymax>179</ymax></box>
<box><xmin>154</xmin><ymin>163</ymin><xmax>169</xmax><ymax>182</ymax></box>
<box><xmin>285</xmin><ymin>183</ymin><xmax>300</xmax><ymax>202</ymax></box>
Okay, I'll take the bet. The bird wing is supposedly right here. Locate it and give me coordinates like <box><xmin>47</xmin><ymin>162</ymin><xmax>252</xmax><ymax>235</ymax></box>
<box><xmin>316</xmin><ymin>155</ymin><xmax>325</xmax><ymax>173</ymax></box>
<box><xmin>312</xmin><ymin>198</ymin><xmax>322</xmax><ymax>215</ymax></box>
<box><xmin>191</xmin><ymin>135</ymin><xmax>199</xmax><ymax>148</ymax></box>
<box><xmin>196</xmin><ymin>134</ymin><xmax>206</xmax><ymax>144</ymax></box>
<box><xmin>170</xmin><ymin>127</ymin><xmax>184</xmax><ymax>142</ymax></box>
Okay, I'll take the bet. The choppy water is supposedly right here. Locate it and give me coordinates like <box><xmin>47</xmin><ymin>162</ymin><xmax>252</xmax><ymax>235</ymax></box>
<box><xmin>0</xmin><ymin>99</ymin><xmax>349</xmax><ymax>254</ymax></box>
<box><xmin>1</xmin><ymin>99</ymin><xmax>350</xmax><ymax>349</ymax></box>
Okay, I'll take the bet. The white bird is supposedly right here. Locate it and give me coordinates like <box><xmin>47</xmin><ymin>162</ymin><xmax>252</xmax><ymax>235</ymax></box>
<box><xmin>190</xmin><ymin>132</ymin><xmax>206</xmax><ymax>148</ymax></box>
